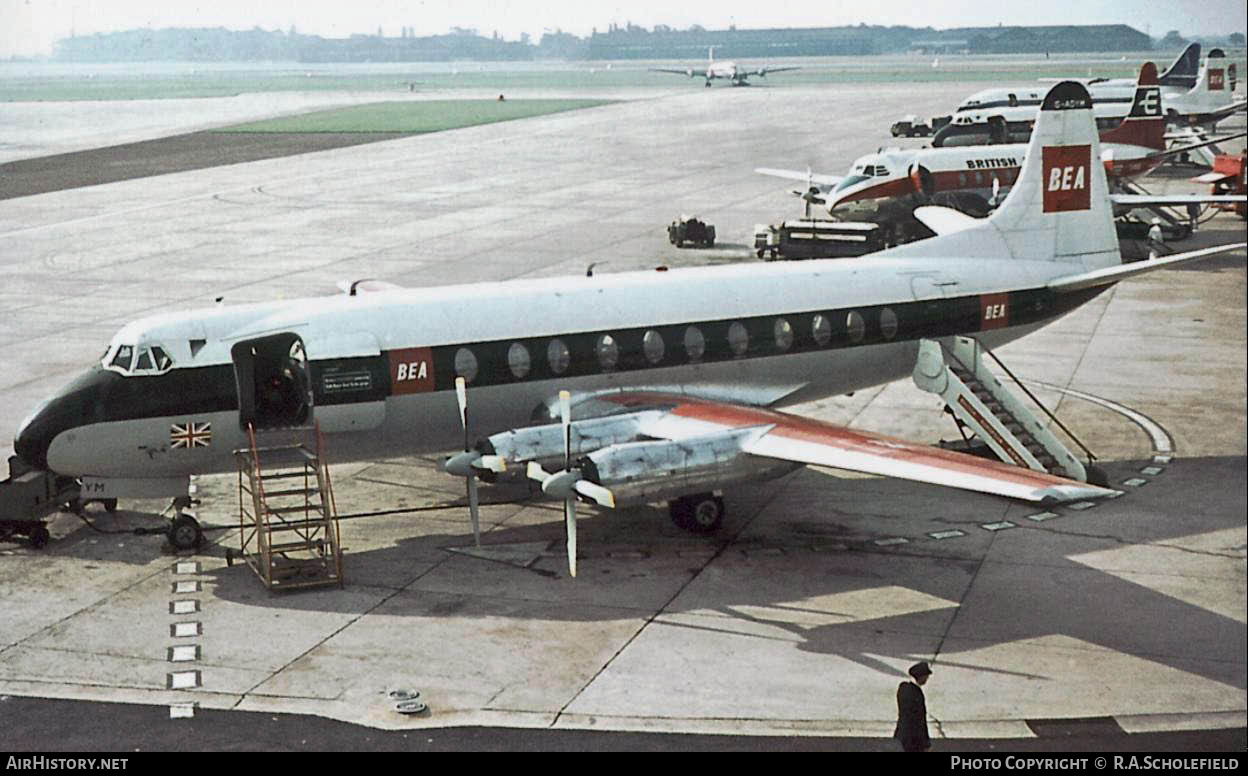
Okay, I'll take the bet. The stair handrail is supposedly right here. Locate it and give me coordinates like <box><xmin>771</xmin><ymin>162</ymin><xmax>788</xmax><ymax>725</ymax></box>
<box><xmin>977</xmin><ymin>344</ymin><xmax>1097</xmax><ymax>463</ymax></box>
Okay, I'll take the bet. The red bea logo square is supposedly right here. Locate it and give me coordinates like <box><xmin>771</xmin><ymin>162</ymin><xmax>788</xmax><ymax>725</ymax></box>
<box><xmin>388</xmin><ymin>347</ymin><xmax>435</xmax><ymax>394</ymax></box>
<box><xmin>1209</xmin><ymin>69</ymin><xmax>1225</xmax><ymax>91</ymax></box>
<box><xmin>1042</xmin><ymin>145</ymin><xmax>1091</xmax><ymax>213</ymax></box>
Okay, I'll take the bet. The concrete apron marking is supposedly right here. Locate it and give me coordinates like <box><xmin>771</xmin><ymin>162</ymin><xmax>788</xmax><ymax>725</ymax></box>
<box><xmin>169</xmin><ymin>561</ymin><xmax>202</xmax><ymax>718</ymax></box>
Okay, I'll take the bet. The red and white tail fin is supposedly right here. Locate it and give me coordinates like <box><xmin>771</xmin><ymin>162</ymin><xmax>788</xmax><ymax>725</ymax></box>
<box><xmin>883</xmin><ymin>81</ymin><xmax>1120</xmax><ymax>273</ymax></box>
<box><xmin>1100</xmin><ymin>62</ymin><xmax>1164</xmax><ymax>151</ymax></box>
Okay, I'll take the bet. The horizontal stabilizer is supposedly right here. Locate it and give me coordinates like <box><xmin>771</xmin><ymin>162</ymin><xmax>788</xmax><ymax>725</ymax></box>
<box><xmin>912</xmin><ymin>205</ymin><xmax>980</xmax><ymax>236</ymax></box>
<box><xmin>1048</xmin><ymin>242</ymin><xmax>1247</xmax><ymax>292</ymax></box>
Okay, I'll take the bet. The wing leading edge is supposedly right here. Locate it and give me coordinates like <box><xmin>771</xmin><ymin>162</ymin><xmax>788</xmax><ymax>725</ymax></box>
<box><xmin>611</xmin><ymin>394</ymin><xmax>1118</xmax><ymax>504</ymax></box>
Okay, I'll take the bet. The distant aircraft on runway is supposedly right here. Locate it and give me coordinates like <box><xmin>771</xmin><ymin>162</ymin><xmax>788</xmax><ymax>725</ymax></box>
<box><xmin>13</xmin><ymin>82</ymin><xmax>1245</xmax><ymax>578</ymax></box>
<box><xmin>650</xmin><ymin>47</ymin><xmax>799</xmax><ymax>87</ymax></box>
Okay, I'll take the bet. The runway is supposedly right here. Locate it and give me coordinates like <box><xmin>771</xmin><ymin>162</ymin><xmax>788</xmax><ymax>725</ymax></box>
<box><xmin>0</xmin><ymin>77</ymin><xmax>1243</xmax><ymax>747</ymax></box>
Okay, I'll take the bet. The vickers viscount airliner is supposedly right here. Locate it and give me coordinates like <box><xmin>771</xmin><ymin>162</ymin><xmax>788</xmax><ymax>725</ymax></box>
<box><xmin>650</xmin><ymin>47</ymin><xmax>799</xmax><ymax>87</ymax></box>
<box><xmin>14</xmin><ymin>81</ymin><xmax>1245</xmax><ymax>576</ymax></box>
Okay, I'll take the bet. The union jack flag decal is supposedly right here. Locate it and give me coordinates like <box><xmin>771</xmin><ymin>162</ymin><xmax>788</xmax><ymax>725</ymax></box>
<box><xmin>170</xmin><ymin>421</ymin><xmax>212</xmax><ymax>449</ymax></box>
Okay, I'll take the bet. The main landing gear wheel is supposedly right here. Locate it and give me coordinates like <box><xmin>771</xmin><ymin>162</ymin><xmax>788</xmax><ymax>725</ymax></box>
<box><xmin>669</xmin><ymin>493</ymin><xmax>725</xmax><ymax>534</ymax></box>
<box><xmin>168</xmin><ymin>514</ymin><xmax>202</xmax><ymax>551</ymax></box>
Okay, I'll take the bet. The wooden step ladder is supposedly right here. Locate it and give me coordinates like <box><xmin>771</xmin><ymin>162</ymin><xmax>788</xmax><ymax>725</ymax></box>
<box><xmin>235</xmin><ymin>422</ymin><xmax>343</xmax><ymax>591</ymax></box>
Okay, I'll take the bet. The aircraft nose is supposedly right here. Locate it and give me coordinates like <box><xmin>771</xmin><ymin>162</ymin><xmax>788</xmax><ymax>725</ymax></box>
<box><xmin>14</xmin><ymin>368</ymin><xmax>109</xmax><ymax>472</ymax></box>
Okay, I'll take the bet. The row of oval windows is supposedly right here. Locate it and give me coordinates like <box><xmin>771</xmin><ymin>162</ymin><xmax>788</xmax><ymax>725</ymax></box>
<box><xmin>453</xmin><ymin>309</ymin><xmax>902</xmax><ymax>383</ymax></box>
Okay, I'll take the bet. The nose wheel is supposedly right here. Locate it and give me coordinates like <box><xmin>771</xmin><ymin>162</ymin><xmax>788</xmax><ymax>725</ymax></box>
<box><xmin>167</xmin><ymin>496</ymin><xmax>203</xmax><ymax>551</ymax></box>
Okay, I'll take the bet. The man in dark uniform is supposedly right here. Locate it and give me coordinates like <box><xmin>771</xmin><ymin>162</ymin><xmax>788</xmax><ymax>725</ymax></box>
<box><xmin>894</xmin><ymin>661</ymin><xmax>933</xmax><ymax>752</ymax></box>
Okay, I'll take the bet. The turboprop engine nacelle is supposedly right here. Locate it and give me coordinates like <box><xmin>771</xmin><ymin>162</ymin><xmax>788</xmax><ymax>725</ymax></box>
<box><xmin>482</xmin><ymin>410</ymin><xmax>666</xmax><ymax>478</ymax></box>
<box><xmin>578</xmin><ymin>431</ymin><xmax>801</xmax><ymax>507</ymax></box>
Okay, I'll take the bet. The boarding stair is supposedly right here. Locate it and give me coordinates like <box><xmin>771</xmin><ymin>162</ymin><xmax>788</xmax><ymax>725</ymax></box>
<box><xmin>234</xmin><ymin>422</ymin><xmax>343</xmax><ymax>591</ymax></box>
<box><xmin>913</xmin><ymin>336</ymin><xmax>1094</xmax><ymax>483</ymax></box>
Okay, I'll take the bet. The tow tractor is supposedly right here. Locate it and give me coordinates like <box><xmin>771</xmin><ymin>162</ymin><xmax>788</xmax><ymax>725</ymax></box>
<box><xmin>890</xmin><ymin>115</ymin><xmax>933</xmax><ymax>138</ymax></box>
<box><xmin>667</xmin><ymin>216</ymin><xmax>716</xmax><ymax>248</ymax></box>
<box><xmin>754</xmin><ymin>219</ymin><xmax>887</xmax><ymax>260</ymax></box>
<box><xmin>0</xmin><ymin>456</ymin><xmax>103</xmax><ymax>548</ymax></box>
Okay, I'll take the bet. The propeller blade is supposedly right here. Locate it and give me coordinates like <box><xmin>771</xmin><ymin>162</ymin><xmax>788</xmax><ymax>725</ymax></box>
<box><xmin>559</xmin><ymin>390</ymin><xmax>571</xmax><ymax>469</ymax></box>
<box><xmin>574</xmin><ymin>480</ymin><xmax>615</xmax><ymax>509</ymax></box>
<box><xmin>454</xmin><ymin>377</ymin><xmax>468</xmax><ymax>444</ymax></box>
<box><xmin>527</xmin><ymin>461</ymin><xmax>551</xmax><ymax>485</ymax></box>
<box><xmin>565</xmin><ymin>496</ymin><xmax>577</xmax><ymax>578</ymax></box>
<box><xmin>467</xmin><ymin>474</ymin><xmax>481</xmax><ymax>547</ymax></box>
<box><xmin>478</xmin><ymin>454</ymin><xmax>506</xmax><ymax>474</ymax></box>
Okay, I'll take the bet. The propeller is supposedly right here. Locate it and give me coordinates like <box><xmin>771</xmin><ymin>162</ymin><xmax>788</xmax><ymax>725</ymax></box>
<box><xmin>989</xmin><ymin>176</ymin><xmax>1004</xmax><ymax>208</ymax></box>
<box><xmin>525</xmin><ymin>390</ymin><xmax>614</xmax><ymax>578</ymax></box>
<box><xmin>790</xmin><ymin>167</ymin><xmax>827</xmax><ymax>217</ymax></box>
<box><xmin>908</xmin><ymin>163</ymin><xmax>935</xmax><ymax>198</ymax></box>
<box><xmin>444</xmin><ymin>376</ymin><xmax>506</xmax><ymax>547</ymax></box>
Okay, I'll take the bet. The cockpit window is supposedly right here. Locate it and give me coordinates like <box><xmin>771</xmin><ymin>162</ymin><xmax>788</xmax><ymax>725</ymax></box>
<box><xmin>110</xmin><ymin>345</ymin><xmax>134</xmax><ymax>371</ymax></box>
<box><xmin>103</xmin><ymin>343</ymin><xmax>174</xmax><ymax>376</ymax></box>
<box><xmin>151</xmin><ymin>346</ymin><xmax>172</xmax><ymax>371</ymax></box>
<box><xmin>835</xmin><ymin>174</ymin><xmax>872</xmax><ymax>192</ymax></box>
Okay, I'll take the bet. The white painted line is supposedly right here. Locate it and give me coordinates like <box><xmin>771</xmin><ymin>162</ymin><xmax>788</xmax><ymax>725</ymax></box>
<box><xmin>1029</xmin><ymin>381</ymin><xmax>1174</xmax><ymax>455</ymax></box>
<box><xmin>1139</xmin><ymin>466</ymin><xmax>1163</xmax><ymax>476</ymax></box>
<box><xmin>168</xmin><ymin>645</ymin><xmax>200</xmax><ymax>662</ymax></box>
<box><xmin>1122</xmin><ymin>478</ymin><xmax>1149</xmax><ymax>488</ymax></box>
<box><xmin>873</xmin><ymin>537</ymin><xmax>909</xmax><ymax>546</ymax></box>
<box><xmin>1066</xmin><ymin>501</ymin><xmax>1096</xmax><ymax>511</ymax></box>
<box><xmin>1027</xmin><ymin>511</ymin><xmax>1061</xmax><ymax>522</ymax></box>
<box><xmin>172</xmin><ymin>580</ymin><xmax>201</xmax><ymax>594</ymax></box>
<box><xmin>171</xmin><ymin>622</ymin><xmax>202</xmax><ymax>638</ymax></box>
<box><xmin>1153</xmin><ymin>454</ymin><xmax>1173</xmax><ymax>464</ymax></box>
<box><xmin>928</xmin><ymin>530</ymin><xmax>966</xmax><ymax>540</ymax></box>
<box><xmin>169</xmin><ymin>704</ymin><xmax>196</xmax><ymax>719</ymax></box>
<box><xmin>174</xmin><ymin>561</ymin><xmax>201</xmax><ymax>575</ymax></box>
<box><xmin>167</xmin><ymin>671</ymin><xmax>201</xmax><ymax>689</ymax></box>
<box><xmin>170</xmin><ymin>600</ymin><xmax>200</xmax><ymax>615</ymax></box>
<box><xmin>981</xmin><ymin>522</ymin><xmax>1015</xmax><ymax>531</ymax></box>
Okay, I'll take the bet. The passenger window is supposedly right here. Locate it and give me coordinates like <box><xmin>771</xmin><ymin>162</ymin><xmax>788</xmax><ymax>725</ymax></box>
<box><xmin>508</xmin><ymin>343</ymin><xmax>530</xmax><ymax>379</ymax></box>
<box><xmin>812</xmin><ymin>314</ymin><xmax>832</xmax><ymax>346</ymax></box>
<box><xmin>454</xmin><ymin>347</ymin><xmax>479</xmax><ymax>383</ymax></box>
<box><xmin>111</xmin><ymin>345</ymin><xmax>134</xmax><ymax>371</ymax></box>
<box><xmin>547</xmin><ymin>339</ymin><xmax>570</xmax><ymax>375</ymax></box>
<box><xmin>642</xmin><ymin>330</ymin><xmax>665</xmax><ymax>364</ymax></box>
<box><xmin>846</xmin><ymin>311</ymin><xmax>865</xmax><ymax>344</ymax></box>
<box><xmin>683</xmin><ymin>326</ymin><xmax>705</xmax><ymax>362</ymax></box>
<box><xmin>596</xmin><ymin>334</ymin><xmax>619</xmax><ymax>371</ymax></box>
<box><xmin>773</xmin><ymin>318</ymin><xmax>793</xmax><ymax>351</ymax></box>
<box><xmin>727</xmin><ymin>322</ymin><xmax>749</xmax><ymax>357</ymax></box>
<box><xmin>880</xmin><ymin>308</ymin><xmax>899</xmax><ymax>340</ymax></box>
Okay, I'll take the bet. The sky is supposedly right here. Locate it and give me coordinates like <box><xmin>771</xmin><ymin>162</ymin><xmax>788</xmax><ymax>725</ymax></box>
<box><xmin>2</xmin><ymin>0</ymin><xmax>1246</xmax><ymax>59</ymax></box>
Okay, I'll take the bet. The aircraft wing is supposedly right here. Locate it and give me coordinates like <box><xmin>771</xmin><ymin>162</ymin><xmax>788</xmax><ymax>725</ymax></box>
<box><xmin>1047</xmin><ymin>241</ymin><xmax>1247</xmax><ymax>293</ymax></box>
<box><xmin>649</xmin><ymin>68</ymin><xmax>694</xmax><ymax>76</ymax></box>
<box><xmin>754</xmin><ymin>167</ymin><xmax>843</xmax><ymax>190</ymax></box>
<box><xmin>1109</xmin><ymin>193</ymin><xmax>1247</xmax><ymax>208</ymax></box>
<box><xmin>1149</xmin><ymin>130</ymin><xmax>1248</xmax><ymax>160</ymax></box>
<box><xmin>753</xmin><ymin>67</ymin><xmax>800</xmax><ymax>76</ymax></box>
<box><xmin>620</xmin><ymin>394</ymin><xmax>1116</xmax><ymax>503</ymax></box>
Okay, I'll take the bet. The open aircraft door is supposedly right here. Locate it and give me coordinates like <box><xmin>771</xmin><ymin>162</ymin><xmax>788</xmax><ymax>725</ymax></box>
<box><xmin>231</xmin><ymin>332</ymin><xmax>314</xmax><ymax>431</ymax></box>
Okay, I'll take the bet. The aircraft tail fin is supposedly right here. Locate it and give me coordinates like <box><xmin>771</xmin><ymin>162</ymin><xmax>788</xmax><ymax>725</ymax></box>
<box><xmin>1100</xmin><ymin>63</ymin><xmax>1164</xmax><ymax>151</ymax></box>
<box><xmin>1158</xmin><ymin>43</ymin><xmax>1200</xmax><ymax>87</ymax></box>
<box><xmin>881</xmin><ymin>81</ymin><xmax>1120</xmax><ymax>273</ymax></box>
<box><xmin>1188</xmin><ymin>50</ymin><xmax>1229</xmax><ymax>99</ymax></box>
